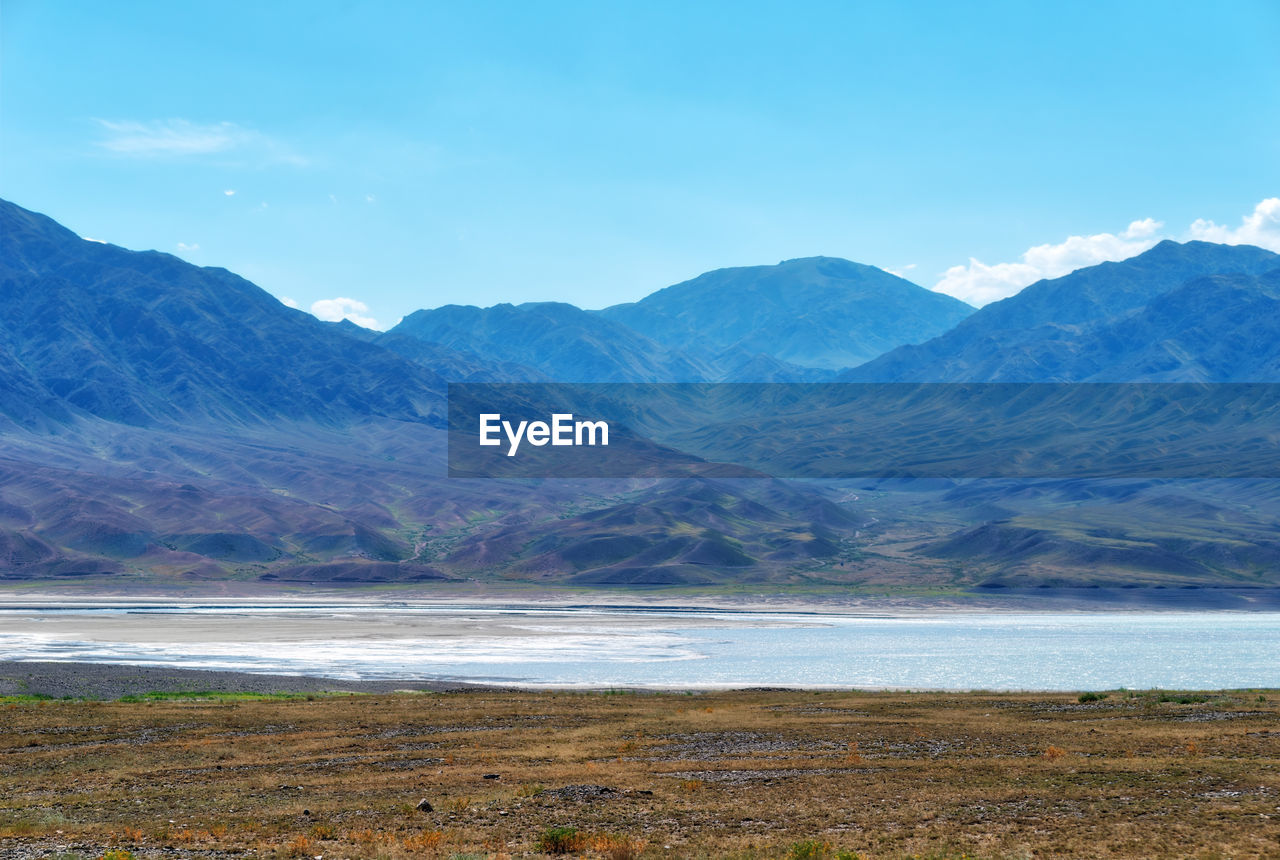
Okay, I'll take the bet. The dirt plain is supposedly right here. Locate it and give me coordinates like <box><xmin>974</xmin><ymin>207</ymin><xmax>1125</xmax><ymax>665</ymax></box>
<box><xmin>2</xmin><ymin>674</ymin><xmax>1279</xmax><ymax>859</ymax></box>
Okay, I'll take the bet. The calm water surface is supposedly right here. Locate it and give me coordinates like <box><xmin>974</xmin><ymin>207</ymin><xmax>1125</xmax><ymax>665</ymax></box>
<box><xmin>1</xmin><ymin>606</ymin><xmax>1277</xmax><ymax>690</ymax></box>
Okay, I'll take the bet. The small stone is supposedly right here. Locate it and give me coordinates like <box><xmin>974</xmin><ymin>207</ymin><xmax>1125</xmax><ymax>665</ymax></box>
<box><xmin>483</xmin><ymin>773</ymin><xmax>501</xmax><ymax>780</ymax></box>
<box><xmin>416</xmin><ymin>798</ymin><xmax>434</xmax><ymax>812</ymax></box>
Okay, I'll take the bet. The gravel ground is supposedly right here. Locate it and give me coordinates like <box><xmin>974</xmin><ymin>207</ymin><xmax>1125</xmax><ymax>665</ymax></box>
<box><xmin>0</xmin><ymin>841</ymin><xmax>247</xmax><ymax>860</ymax></box>
<box><xmin>0</xmin><ymin>661</ymin><xmax>490</xmax><ymax>700</ymax></box>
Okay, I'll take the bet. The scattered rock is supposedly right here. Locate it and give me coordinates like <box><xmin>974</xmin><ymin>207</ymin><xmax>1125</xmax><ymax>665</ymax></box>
<box><xmin>416</xmin><ymin>798</ymin><xmax>433</xmax><ymax>812</ymax></box>
<box><xmin>375</xmin><ymin>757</ymin><xmax>443</xmax><ymax>770</ymax></box>
<box><xmin>483</xmin><ymin>773</ymin><xmax>501</xmax><ymax>780</ymax></box>
<box><xmin>662</xmin><ymin>768</ymin><xmax>866</xmax><ymax>784</ymax></box>
<box><xmin>648</xmin><ymin>731</ymin><xmax>828</xmax><ymax>760</ymax></box>
<box><xmin>542</xmin><ymin>784</ymin><xmax>619</xmax><ymax>802</ymax></box>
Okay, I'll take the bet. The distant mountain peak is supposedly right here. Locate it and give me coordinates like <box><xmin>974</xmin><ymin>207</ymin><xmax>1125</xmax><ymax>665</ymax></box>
<box><xmin>0</xmin><ymin>197</ymin><xmax>454</xmax><ymax>428</ymax></box>
<box><xmin>774</xmin><ymin>254</ymin><xmax>879</xmax><ymax>269</ymax></box>
<box><xmin>845</xmin><ymin>239</ymin><xmax>1280</xmax><ymax>382</ymax></box>
<box><xmin>598</xmin><ymin>256</ymin><xmax>973</xmax><ymax>371</ymax></box>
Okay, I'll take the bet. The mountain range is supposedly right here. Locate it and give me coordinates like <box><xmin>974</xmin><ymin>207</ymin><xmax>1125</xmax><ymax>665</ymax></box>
<box><xmin>845</xmin><ymin>240</ymin><xmax>1280</xmax><ymax>382</ymax></box>
<box><xmin>383</xmin><ymin>256</ymin><xmax>972</xmax><ymax>382</ymax></box>
<box><xmin>389</xmin><ymin>301</ymin><xmax>715</xmax><ymax>382</ymax></box>
<box><xmin>0</xmin><ymin>201</ymin><xmax>446</xmax><ymax>429</ymax></box>
<box><xmin>4</xmin><ymin>197</ymin><xmax>1280</xmax><ymax>602</ymax></box>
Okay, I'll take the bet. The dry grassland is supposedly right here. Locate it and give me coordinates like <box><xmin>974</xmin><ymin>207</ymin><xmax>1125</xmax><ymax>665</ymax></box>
<box><xmin>2</xmin><ymin>688</ymin><xmax>1279</xmax><ymax>858</ymax></box>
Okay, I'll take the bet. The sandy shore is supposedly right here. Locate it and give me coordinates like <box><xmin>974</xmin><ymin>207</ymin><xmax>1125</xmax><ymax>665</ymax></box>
<box><xmin>0</xmin><ymin>601</ymin><xmax>815</xmax><ymax>645</ymax></box>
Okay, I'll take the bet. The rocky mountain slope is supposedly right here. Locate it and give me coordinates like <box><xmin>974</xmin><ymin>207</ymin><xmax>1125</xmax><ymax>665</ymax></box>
<box><xmin>601</xmin><ymin>256</ymin><xmax>974</xmax><ymax>370</ymax></box>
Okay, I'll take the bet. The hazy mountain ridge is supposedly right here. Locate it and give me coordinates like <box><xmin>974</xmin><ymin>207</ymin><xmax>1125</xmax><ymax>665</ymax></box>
<box><xmin>600</xmin><ymin>256</ymin><xmax>975</xmax><ymax>371</ymax></box>
<box><xmin>389</xmin><ymin>301</ymin><xmax>715</xmax><ymax>382</ymax></box>
<box><xmin>0</xmin><ymin>200</ymin><xmax>457</xmax><ymax>428</ymax></box>
<box><xmin>441</xmin><ymin>478</ymin><xmax>865</xmax><ymax>587</ymax></box>
<box><xmin>385</xmin><ymin>256</ymin><xmax>970</xmax><ymax>382</ymax></box>
<box><xmin>387</xmin><ymin>301</ymin><xmax>836</xmax><ymax>382</ymax></box>
<box><xmin>845</xmin><ymin>240</ymin><xmax>1280</xmax><ymax>382</ymax></box>
<box><xmin>1076</xmin><ymin>270</ymin><xmax>1280</xmax><ymax>382</ymax></box>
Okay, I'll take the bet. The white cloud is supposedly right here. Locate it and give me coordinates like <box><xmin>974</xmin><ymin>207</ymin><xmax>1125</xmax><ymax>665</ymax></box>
<box><xmin>310</xmin><ymin>297</ymin><xmax>380</xmax><ymax>329</ymax></box>
<box><xmin>95</xmin><ymin>119</ymin><xmax>250</xmax><ymax>156</ymax></box>
<box><xmin>224</xmin><ymin>189</ymin><xmax>236</xmax><ymax>196</ymax></box>
<box><xmin>934</xmin><ymin>218</ymin><xmax>1167</xmax><ymax>306</ymax></box>
<box><xmin>1188</xmin><ymin>198</ymin><xmax>1280</xmax><ymax>252</ymax></box>
<box><xmin>932</xmin><ymin>198</ymin><xmax>1280</xmax><ymax>306</ymax></box>
<box><xmin>365</xmin><ymin>194</ymin><xmax>376</xmax><ymax>204</ymax></box>
<box><xmin>1122</xmin><ymin>217</ymin><xmax>1162</xmax><ymax>240</ymax></box>
<box><xmin>280</xmin><ymin>296</ymin><xmax>300</xmax><ymax>309</ymax></box>
<box><xmin>93</xmin><ymin>119</ymin><xmax>306</xmax><ymax>165</ymax></box>
<box><xmin>176</xmin><ymin>242</ymin><xmax>200</xmax><ymax>252</ymax></box>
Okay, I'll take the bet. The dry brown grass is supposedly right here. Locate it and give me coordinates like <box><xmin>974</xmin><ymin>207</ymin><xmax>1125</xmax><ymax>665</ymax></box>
<box><xmin>1</xmin><ymin>688</ymin><xmax>1278</xmax><ymax>857</ymax></box>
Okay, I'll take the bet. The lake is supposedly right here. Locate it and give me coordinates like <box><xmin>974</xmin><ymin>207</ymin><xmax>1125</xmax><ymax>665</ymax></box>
<box><xmin>1</xmin><ymin>603</ymin><xmax>1277</xmax><ymax>690</ymax></box>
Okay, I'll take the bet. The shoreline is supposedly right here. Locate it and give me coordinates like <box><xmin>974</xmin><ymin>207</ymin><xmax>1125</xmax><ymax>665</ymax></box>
<box><xmin>3</xmin><ymin>660</ymin><xmax>1278</xmax><ymax>700</ymax></box>
<box><xmin>0</xmin><ymin>660</ymin><xmax>495</xmax><ymax>700</ymax></box>
<box><xmin>5</xmin><ymin>582</ymin><xmax>1280</xmax><ymax>615</ymax></box>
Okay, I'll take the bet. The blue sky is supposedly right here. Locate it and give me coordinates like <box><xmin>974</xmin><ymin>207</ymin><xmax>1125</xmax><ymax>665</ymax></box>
<box><xmin>2</xmin><ymin>1</ymin><xmax>1278</xmax><ymax>328</ymax></box>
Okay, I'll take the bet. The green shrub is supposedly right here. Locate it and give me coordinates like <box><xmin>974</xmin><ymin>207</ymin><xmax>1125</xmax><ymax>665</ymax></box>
<box><xmin>1078</xmin><ymin>692</ymin><xmax>1109</xmax><ymax>703</ymax></box>
<box><xmin>787</xmin><ymin>839</ymin><xmax>860</xmax><ymax>860</ymax></box>
<box><xmin>1151</xmin><ymin>691</ymin><xmax>1212</xmax><ymax>705</ymax></box>
<box><xmin>536</xmin><ymin>825</ymin><xmax>586</xmax><ymax>854</ymax></box>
